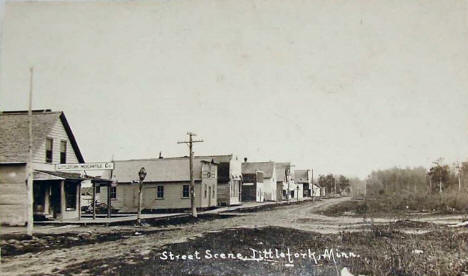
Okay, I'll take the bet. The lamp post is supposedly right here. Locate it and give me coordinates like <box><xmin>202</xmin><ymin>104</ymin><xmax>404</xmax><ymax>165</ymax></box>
<box><xmin>137</xmin><ymin>167</ymin><xmax>147</xmax><ymax>225</ymax></box>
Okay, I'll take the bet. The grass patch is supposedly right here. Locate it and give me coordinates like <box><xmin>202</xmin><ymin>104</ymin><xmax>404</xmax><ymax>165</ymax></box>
<box><xmin>58</xmin><ymin>225</ymin><xmax>468</xmax><ymax>276</ymax></box>
<box><xmin>323</xmin><ymin>191</ymin><xmax>468</xmax><ymax>217</ymax></box>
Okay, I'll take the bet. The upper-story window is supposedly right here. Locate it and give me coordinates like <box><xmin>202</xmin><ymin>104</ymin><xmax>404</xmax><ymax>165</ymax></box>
<box><xmin>60</xmin><ymin>140</ymin><xmax>67</xmax><ymax>164</ymax></box>
<box><xmin>45</xmin><ymin>138</ymin><xmax>53</xmax><ymax>163</ymax></box>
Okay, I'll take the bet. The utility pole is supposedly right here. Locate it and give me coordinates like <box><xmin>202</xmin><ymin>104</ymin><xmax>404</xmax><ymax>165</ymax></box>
<box><xmin>178</xmin><ymin>132</ymin><xmax>203</xmax><ymax>218</ymax></box>
<box><xmin>429</xmin><ymin>175</ymin><xmax>432</xmax><ymax>193</ymax></box>
<box><xmin>136</xmin><ymin>167</ymin><xmax>147</xmax><ymax>225</ymax></box>
<box><xmin>26</xmin><ymin>67</ymin><xmax>34</xmax><ymax>236</ymax></box>
<box><xmin>456</xmin><ymin>162</ymin><xmax>462</xmax><ymax>192</ymax></box>
<box><xmin>459</xmin><ymin>167</ymin><xmax>463</xmax><ymax>192</ymax></box>
<box><xmin>432</xmin><ymin>159</ymin><xmax>443</xmax><ymax>194</ymax></box>
<box><xmin>311</xmin><ymin>169</ymin><xmax>313</xmax><ymax>198</ymax></box>
<box><xmin>334</xmin><ymin>176</ymin><xmax>337</xmax><ymax>195</ymax></box>
<box><xmin>287</xmin><ymin>169</ymin><xmax>290</xmax><ymax>203</ymax></box>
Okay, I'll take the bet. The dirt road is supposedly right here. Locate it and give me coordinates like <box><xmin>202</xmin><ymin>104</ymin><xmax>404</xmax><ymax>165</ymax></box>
<box><xmin>0</xmin><ymin>197</ymin><xmax>462</xmax><ymax>275</ymax></box>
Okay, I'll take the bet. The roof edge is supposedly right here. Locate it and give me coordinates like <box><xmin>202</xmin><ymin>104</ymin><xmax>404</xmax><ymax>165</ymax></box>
<box><xmin>59</xmin><ymin>112</ymin><xmax>85</xmax><ymax>163</ymax></box>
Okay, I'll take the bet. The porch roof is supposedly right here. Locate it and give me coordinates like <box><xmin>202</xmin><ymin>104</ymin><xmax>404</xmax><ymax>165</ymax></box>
<box><xmin>34</xmin><ymin>170</ymin><xmax>86</xmax><ymax>181</ymax></box>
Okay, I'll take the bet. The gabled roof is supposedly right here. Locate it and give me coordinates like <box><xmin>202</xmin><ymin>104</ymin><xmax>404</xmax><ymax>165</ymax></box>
<box><xmin>275</xmin><ymin>162</ymin><xmax>292</xmax><ymax>182</ymax></box>
<box><xmin>107</xmin><ymin>157</ymin><xmax>216</xmax><ymax>183</ymax></box>
<box><xmin>0</xmin><ymin>110</ymin><xmax>84</xmax><ymax>163</ymax></box>
<box><xmin>241</xmin><ymin>162</ymin><xmax>275</xmax><ymax>179</ymax></box>
<box><xmin>294</xmin><ymin>169</ymin><xmax>311</xmax><ymax>183</ymax></box>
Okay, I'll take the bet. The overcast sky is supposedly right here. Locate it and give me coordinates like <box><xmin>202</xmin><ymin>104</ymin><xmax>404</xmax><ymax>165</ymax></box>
<box><xmin>1</xmin><ymin>0</ymin><xmax>467</xmax><ymax>178</ymax></box>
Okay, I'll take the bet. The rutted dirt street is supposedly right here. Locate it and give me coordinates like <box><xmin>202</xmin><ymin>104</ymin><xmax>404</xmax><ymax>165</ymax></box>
<box><xmin>0</xmin><ymin>197</ymin><xmax>465</xmax><ymax>275</ymax></box>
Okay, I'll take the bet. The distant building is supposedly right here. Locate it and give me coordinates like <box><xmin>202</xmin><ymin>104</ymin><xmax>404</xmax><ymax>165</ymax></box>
<box><xmin>102</xmin><ymin>157</ymin><xmax>218</xmax><ymax>212</ymax></box>
<box><xmin>276</xmin><ymin>162</ymin><xmax>302</xmax><ymax>201</ymax></box>
<box><xmin>0</xmin><ymin>110</ymin><xmax>85</xmax><ymax>225</ymax></box>
<box><xmin>320</xmin><ymin>186</ymin><xmax>326</xmax><ymax>197</ymax></box>
<box><xmin>242</xmin><ymin>161</ymin><xmax>278</xmax><ymax>201</ymax></box>
<box><xmin>294</xmin><ymin>169</ymin><xmax>313</xmax><ymax>197</ymax></box>
<box><xmin>241</xmin><ymin>170</ymin><xmax>264</xmax><ymax>202</ymax></box>
<box><xmin>196</xmin><ymin>155</ymin><xmax>242</xmax><ymax>206</ymax></box>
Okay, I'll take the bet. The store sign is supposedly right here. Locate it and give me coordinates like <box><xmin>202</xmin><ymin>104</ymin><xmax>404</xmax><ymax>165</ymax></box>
<box><xmin>55</xmin><ymin>162</ymin><xmax>114</xmax><ymax>171</ymax></box>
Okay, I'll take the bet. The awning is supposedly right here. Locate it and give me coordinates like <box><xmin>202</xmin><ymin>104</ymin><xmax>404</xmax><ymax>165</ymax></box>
<box><xmin>34</xmin><ymin>170</ymin><xmax>85</xmax><ymax>181</ymax></box>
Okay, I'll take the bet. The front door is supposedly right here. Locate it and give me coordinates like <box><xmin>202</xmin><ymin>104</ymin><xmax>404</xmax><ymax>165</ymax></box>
<box><xmin>50</xmin><ymin>183</ymin><xmax>61</xmax><ymax>218</ymax></box>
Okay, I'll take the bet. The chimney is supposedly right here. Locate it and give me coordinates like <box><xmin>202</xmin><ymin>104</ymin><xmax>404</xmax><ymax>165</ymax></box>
<box><xmin>244</xmin><ymin>157</ymin><xmax>248</xmax><ymax>162</ymax></box>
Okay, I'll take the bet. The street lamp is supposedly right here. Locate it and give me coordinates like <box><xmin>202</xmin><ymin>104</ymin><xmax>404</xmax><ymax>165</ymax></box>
<box><xmin>137</xmin><ymin>167</ymin><xmax>147</xmax><ymax>225</ymax></box>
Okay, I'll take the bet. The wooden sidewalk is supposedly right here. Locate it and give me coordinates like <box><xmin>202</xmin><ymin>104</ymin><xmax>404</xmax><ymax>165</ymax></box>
<box><xmin>34</xmin><ymin>198</ymin><xmax>314</xmax><ymax>226</ymax></box>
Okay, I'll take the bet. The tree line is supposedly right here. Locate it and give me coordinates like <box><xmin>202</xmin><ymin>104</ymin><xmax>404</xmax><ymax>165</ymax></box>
<box><xmin>366</xmin><ymin>159</ymin><xmax>465</xmax><ymax>196</ymax></box>
<box><xmin>317</xmin><ymin>174</ymin><xmax>351</xmax><ymax>194</ymax></box>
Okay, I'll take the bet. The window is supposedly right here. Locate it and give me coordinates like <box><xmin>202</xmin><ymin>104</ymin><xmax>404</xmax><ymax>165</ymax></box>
<box><xmin>46</xmin><ymin>138</ymin><xmax>53</xmax><ymax>163</ymax></box>
<box><xmin>157</xmin><ymin>186</ymin><xmax>164</xmax><ymax>199</ymax></box>
<box><xmin>96</xmin><ymin>186</ymin><xmax>101</xmax><ymax>194</ymax></box>
<box><xmin>65</xmin><ymin>183</ymin><xmax>77</xmax><ymax>210</ymax></box>
<box><xmin>60</xmin><ymin>140</ymin><xmax>67</xmax><ymax>164</ymax></box>
<box><xmin>110</xmin><ymin>187</ymin><xmax>117</xmax><ymax>199</ymax></box>
<box><xmin>182</xmin><ymin>185</ymin><xmax>190</xmax><ymax>198</ymax></box>
<box><xmin>204</xmin><ymin>184</ymin><xmax>207</xmax><ymax>198</ymax></box>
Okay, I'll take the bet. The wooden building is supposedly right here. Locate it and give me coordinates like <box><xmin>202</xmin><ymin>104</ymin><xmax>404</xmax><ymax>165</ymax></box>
<box><xmin>241</xmin><ymin>170</ymin><xmax>264</xmax><ymax>202</ymax></box>
<box><xmin>294</xmin><ymin>169</ymin><xmax>313</xmax><ymax>197</ymax></box>
<box><xmin>101</xmin><ymin>157</ymin><xmax>218</xmax><ymax>212</ymax></box>
<box><xmin>0</xmin><ymin>110</ymin><xmax>85</xmax><ymax>225</ymax></box>
<box><xmin>312</xmin><ymin>184</ymin><xmax>321</xmax><ymax>197</ymax></box>
<box><xmin>196</xmin><ymin>154</ymin><xmax>242</xmax><ymax>206</ymax></box>
<box><xmin>241</xmin><ymin>161</ymin><xmax>278</xmax><ymax>201</ymax></box>
<box><xmin>276</xmin><ymin>162</ymin><xmax>303</xmax><ymax>201</ymax></box>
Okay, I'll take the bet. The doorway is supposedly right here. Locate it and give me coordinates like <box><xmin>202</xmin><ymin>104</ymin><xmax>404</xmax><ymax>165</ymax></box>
<box><xmin>208</xmin><ymin>186</ymin><xmax>212</xmax><ymax>206</ymax></box>
<box><xmin>50</xmin><ymin>183</ymin><xmax>61</xmax><ymax>218</ymax></box>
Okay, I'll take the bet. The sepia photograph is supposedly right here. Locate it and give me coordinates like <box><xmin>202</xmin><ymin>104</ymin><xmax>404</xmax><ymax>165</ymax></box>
<box><xmin>0</xmin><ymin>0</ymin><xmax>467</xmax><ymax>275</ymax></box>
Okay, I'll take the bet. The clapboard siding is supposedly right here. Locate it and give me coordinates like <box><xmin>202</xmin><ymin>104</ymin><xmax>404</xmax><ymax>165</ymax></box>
<box><xmin>33</xmin><ymin>118</ymin><xmax>79</xmax><ymax>164</ymax></box>
<box><xmin>108</xmin><ymin>161</ymin><xmax>218</xmax><ymax>211</ymax></box>
<box><xmin>107</xmin><ymin>182</ymin><xmax>216</xmax><ymax>211</ymax></box>
<box><xmin>0</xmin><ymin>194</ymin><xmax>26</xmax><ymax>205</ymax></box>
<box><xmin>263</xmin><ymin>177</ymin><xmax>278</xmax><ymax>202</ymax></box>
<box><xmin>0</xmin><ymin>204</ymin><xmax>27</xmax><ymax>226</ymax></box>
<box><xmin>0</xmin><ymin>165</ymin><xmax>27</xmax><ymax>225</ymax></box>
<box><xmin>217</xmin><ymin>183</ymin><xmax>230</xmax><ymax>205</ymax></box>
<box><xmin>0</xmin><ymin>183</ymin><xmax>26</xmax><ymax>194</ymax></box>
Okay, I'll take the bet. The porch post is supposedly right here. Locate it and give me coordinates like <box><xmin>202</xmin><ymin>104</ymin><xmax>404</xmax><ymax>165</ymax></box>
<box><xmin>77</xmin><ymin>182</ymin><xmax>81</xmax><ymax>220</ymax></box>
<box><xmin>239</xmin><ymin>179</ymin><xmax>242</xmax><ymax>203</ymax></box>
<box><xmin>60</xmin><ymin>180</ymin><xmax>65</xmax><ymax>221</ymax></box>
<box><xmin>44</xmin><ymin>184</ymin><xmax>50</xmax><ymax>215</ymax></box>
<box><xmin>107</xmin><ymin>183</ymin><xmax>111</xmax><ymax>219</ymax></box>
<box><xmin>92</xmin><ymin>181</ymin><xmax>96</xmax><ymax>220</ymax></box>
